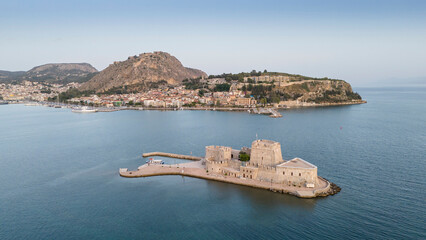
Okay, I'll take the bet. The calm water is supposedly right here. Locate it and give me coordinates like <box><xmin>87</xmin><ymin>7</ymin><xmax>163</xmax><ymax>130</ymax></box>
<box><xmin>0</xmin><ymin>87</ymin><xmax>425</xmax><ymax>239</ymax></box>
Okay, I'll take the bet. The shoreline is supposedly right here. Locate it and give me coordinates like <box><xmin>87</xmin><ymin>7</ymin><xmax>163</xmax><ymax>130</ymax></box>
<box><xmin>7</xmin><ymin>100</ymin><xmax>366</xmax><ymax>115</ymax></box>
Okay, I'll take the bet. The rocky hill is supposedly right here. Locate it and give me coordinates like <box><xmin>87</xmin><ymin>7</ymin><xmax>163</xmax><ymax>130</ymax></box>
<box><xmin>80</xmin><ymin>51</ymin><xmax>207</xmax><ymax>92</ymax></box>
<box><xmin>0</xmin><ymin>63</ymin><xmax>98</xmax><ymax>84</ymax></box>
<box><xmin>275</xmin><ymin>80</ymin><xmax>363</xmax><ymax>103</ymax></box>
<box><xmin>0</xmin><ymin>70</ymin><xmax>26</xmax><ymax>83</ymax></box>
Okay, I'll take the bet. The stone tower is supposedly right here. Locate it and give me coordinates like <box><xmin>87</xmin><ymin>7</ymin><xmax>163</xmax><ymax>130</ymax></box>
<box><xmin>250</xmin><ymin>139</ymin><xmax>283</xmax><ymax>166</ymax></box>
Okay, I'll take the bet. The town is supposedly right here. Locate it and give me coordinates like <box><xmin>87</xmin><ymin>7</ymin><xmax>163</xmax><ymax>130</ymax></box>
<box><xmin>0</xmin><ymin>75</ymin><xmax>285</xmax><ymax>108</ymax></box>
<box><xmin>0</xmin><ymin>73</ymin><xmax>363</xmax><ymax>116</ymax></box>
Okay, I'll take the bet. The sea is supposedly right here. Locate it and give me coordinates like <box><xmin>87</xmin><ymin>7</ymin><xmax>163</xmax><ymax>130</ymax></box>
<box><xmin>0</xmin><ymin>87</ymin><xmax>425</xmax><ymax>239</ymax></box>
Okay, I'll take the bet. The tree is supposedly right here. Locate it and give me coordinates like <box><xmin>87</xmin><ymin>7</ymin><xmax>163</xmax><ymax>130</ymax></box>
<box><xmin>263</xmin><ymin>69</ymin><xmax>268</xmax><ymax>73</ymax></box>
<box><xmin>214</xmin><ymin>83</ymin><xmax>231</xmax><ymax>92</ymax></box>
<box><xmin>247</xmin><ymin>84</ymin><xmax>253</xmax><ymax>91</ymax></box>
<box><xmin>242</xmin><ymin>85</ymin><xmax>247</xmax><ymax>92</ymax></box>
<box><xmin>239</xmin><ymin>152</ymin><xmax>250</xmax><ymax>161</ymax></box>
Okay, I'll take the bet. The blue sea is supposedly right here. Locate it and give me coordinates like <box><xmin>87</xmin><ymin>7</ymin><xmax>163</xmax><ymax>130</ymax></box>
<box><xmin>0</xmin><ymin>87</ymin><xmax>425</xmax><ymax>239</ymax></box>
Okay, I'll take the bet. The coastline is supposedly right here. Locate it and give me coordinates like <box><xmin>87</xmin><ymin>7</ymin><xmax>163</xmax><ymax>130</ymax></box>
<box><xmin>5</xmin><ymin>99</ymin><xmax>367</xmax><ymax>115</ymax></box>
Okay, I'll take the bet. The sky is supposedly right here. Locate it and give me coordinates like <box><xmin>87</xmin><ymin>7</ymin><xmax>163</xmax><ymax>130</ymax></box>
<box><xmin>1</xmin><ymin>0</ymin><xmax>425</xmax><ymax>86</ymax></box>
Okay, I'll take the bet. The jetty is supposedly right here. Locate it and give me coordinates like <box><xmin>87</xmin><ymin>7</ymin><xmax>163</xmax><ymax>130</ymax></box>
<box><xmin>250</xmin><ymin>108</ymin><xmax>282</xmax><ymax>118</ymax></box>
<box><xmin>142</xmin><ymin>152</ymin><xmax>201</xmax><ymax>161</ymax></box>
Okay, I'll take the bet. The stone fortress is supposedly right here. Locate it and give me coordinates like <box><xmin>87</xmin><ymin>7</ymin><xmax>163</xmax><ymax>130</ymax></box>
<box><xmin>120</xmin><ymin>139</ymin><xmax>341</xmax><ymax>198</ymax></box>
<box><xmin>205</xmin><ymin>139</ymin><xmax>318</xmax><ymax>188</ymax></box>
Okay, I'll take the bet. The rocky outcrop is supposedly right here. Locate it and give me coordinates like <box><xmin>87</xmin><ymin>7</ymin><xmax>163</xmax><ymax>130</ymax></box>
<box><xmin>277</xmin><ymin>80</ymin><xmax>362</xmax><ymax>103</ymax></box>
<box><xmin>80</xmin><ymin>51</ymin><xmax>207</xmax><ymax>92</ymax></box>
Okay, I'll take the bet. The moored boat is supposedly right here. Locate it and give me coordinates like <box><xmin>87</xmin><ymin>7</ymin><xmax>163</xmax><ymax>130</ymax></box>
<box><xmin>71</xmin><ymin>106</ymin><xmax>98</xmax><ymax>113</ymax></box>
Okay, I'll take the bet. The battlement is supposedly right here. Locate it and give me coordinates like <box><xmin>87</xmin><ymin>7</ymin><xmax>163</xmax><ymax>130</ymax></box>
<box><xmin>250</xmin><ymin>139</ymin><xmax>283</xmax><ymax>166</ymax></box>
<box><xmin>205</xmin><ymin>145</ymin><xmax>232</xmax><ymax>162</ymax></box>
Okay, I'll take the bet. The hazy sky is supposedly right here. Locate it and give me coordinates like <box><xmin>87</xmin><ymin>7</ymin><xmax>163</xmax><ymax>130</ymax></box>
<box><xmin>1</xmin><ymin>0</ymin><xmax>425</xmax><ymax>86</ymax></box>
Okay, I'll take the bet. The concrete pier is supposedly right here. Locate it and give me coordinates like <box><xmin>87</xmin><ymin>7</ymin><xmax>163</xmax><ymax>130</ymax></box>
<box><xmin>142</xmin><ymin>152</ymin><xmax>202</xmax><ymax>161</ymax></box>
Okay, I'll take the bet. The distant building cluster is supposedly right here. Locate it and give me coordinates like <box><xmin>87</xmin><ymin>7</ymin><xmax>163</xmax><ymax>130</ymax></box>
<box><xmin>1</xmin><ymin>74</ymin><xmax>298</xmax><ymax>107</ymax></box>
<box><xmin>69</xmin><ymin>86</ymin><xmax>257</xmax><ymax>108</ymax></box>
<box><xmin>244</xmin><ymin>75</ymin><xmax>291</xmax><ymax>86</ymax></box>
<box><xmin>205</xmin><ymin>139</ymin><xmax>318</xmax><ymax>188</ymax></box>
<box><xmin>0</xmin><ymin>81</ymin><xmax>79</xmax><ymax>101</ymax></box>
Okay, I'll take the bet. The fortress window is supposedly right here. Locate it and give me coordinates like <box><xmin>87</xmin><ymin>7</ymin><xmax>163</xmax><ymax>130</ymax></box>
<box><xmin>299</xmin><ymin>173</ymin><xmax>301</xmax><ymax>176</ymax></box>
<box><xmin>283</xmin><ymin>172</ymin><xmax>285</xmax><ymax>175</ymax></box>
<box><xmin>291</xmin><ymin>172</ymin><xmax>293</xmax><ymax>176</ymax></box>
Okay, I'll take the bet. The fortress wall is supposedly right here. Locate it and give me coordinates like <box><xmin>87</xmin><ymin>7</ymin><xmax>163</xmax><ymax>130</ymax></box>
<box><xmin>206</xmin><ymin>160</ymin><xmax>228</xmax><ymax>173</ymax></box>
<box><xmin>256</xmin><ymin>168</ymin><xmax>278</xmax><ymax>182</ymax></box>
<box><xmin>275</xmin><ymin>167</ymin><xmax>318</xmax><ymax>186</ymax></box>
<box><xmin>250</xmin><ymin>141</ymin><xmax>283</xmax><ymax>166</ymax></box>
<box><xmin>205</xmin><ymin>146</ymin><xmax>231</xmax><ymax>162</ymax></box>
<box><xmin>228</xmin><ymin>159</ymin><xmax>242</xmax><ymax>169</ymax></box>
<box><xmin>240</xmin><ymin>167</ymin><xmax>258</xmax><ymax>179</ymax></box>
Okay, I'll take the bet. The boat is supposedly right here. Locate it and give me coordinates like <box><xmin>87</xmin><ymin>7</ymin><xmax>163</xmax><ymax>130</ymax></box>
<box><xmin>24</xmin><ymin>102</ymin><xmax>40</xmax><ymax>106</ymax></box>
<box><xmin>145</xmin><ymin>158</ymin><xmax>164</xmax><ymax>165</ymax></box>
<box><xmin>71</xmin><ymin>106</ymin><xmax>98</xmax><ymax>113</ymax></box>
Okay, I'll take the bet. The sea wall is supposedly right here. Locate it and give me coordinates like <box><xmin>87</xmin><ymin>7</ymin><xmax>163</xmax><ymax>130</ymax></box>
<box><xmin>142</xmin><ymin>152</ymin><xmax>201</xmax><ymax>161</ymax></box>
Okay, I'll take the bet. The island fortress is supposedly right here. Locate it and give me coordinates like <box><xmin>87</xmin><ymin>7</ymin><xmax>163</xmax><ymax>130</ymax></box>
<box><xmin>206</xmin><ymin>140</ymin><xmax>318</xmax><ymax>188</ymax></box>
<box><xmin>119</xmin><ymin>139</ymin><xmax>341</xmax><ymax>198</ymax></box>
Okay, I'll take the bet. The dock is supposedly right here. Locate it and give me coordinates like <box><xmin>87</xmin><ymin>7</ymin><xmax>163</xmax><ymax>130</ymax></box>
<box><xmin>142</xmin><ymin>152</ymin><xmax>202</xmax><ymax>161</ymax></box>
<box><xmin>250</xmin><ymin>108</ymin><xmax>282</xmax><ymax>118</ymax></box>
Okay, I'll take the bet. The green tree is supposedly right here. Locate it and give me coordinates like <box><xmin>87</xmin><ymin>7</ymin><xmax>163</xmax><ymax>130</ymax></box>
<box><xmin>247</xmin><ymin>84</ymin><xmax>253</xmax><ymax>91</ymax></box>
<box><xmin>214</xmin><ymin>83</ymin><xmax>231</xmax><ymax>92</ymax></box>
<box><xmin>239</xmin><ymin>152</ymin><xmax>250</xmax><ymax>161</ymax></box>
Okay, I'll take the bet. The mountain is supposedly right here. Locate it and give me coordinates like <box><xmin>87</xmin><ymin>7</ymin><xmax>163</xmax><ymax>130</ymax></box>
<box><xmin>24</xmin><ymin>63</ymin><xmax>98</xmax><ymax>83</ymax></box>
<box><xmin>80</xmin><ymin>51</ymin><xmax>207</xmax><ymax>92</ymax></box>
<box><xmin>0</xmin><ymin>70</ymin><xmax>26</xmax><ymax>83</ymax></box>
<box><xmin>0</xmin><ymin>63</ymin><xmax>98</xmax><ymax>84</ymax></box>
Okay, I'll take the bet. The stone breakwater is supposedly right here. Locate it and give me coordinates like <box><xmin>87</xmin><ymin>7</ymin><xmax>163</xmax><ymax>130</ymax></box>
<box><xmin>142</xmin><ymin>152</ymin><xmax>201</xmax><ymax>161</ymax></box>
<box><xmin>119</xmin><ymin>161</ymin><xmax>339</xmax><ymax>199</ymax></box>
